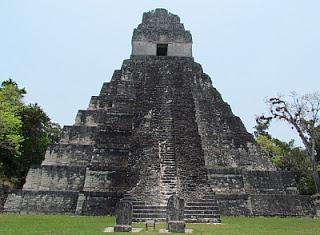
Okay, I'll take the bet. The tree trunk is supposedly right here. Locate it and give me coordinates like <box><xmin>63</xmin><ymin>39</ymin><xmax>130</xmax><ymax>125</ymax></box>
<box><xmin>311</xmin><ymin>139</ymin><xmax>320</xmax><ymax>194</ymax></box>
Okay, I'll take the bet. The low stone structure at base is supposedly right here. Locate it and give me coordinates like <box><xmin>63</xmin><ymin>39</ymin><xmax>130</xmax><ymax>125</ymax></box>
<box><xmin>114</xmin><ymin>225</ymin><xmax>132</xmax><ymax>232</ymax></box>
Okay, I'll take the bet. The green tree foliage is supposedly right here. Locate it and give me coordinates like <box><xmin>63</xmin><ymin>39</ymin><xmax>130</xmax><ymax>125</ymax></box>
<box><xmin>0</xmin><ymin>80</ymin><xmax>25</xmax><ymax>185</ymax></box>
<box><xmin>0</xmin><ymin>79</ymin><xmax>61</xmax><ymax>187</ymax></box>
<box><xmin>0</xmin><ymin>79</ymin><xmax>25</xmax><ymax>154</ymax></box>
<box><xmin>16</xmin><ymin>104</ymin><xmax>61</xmax><ymax>187</ymax></box>
<box><xmin>255</xmin><ymin>130</ymin><xmax>315</xmax><ymax>194</ymax></box>
<box><xmin>255</xmin><ymin>92</ymin><xmax>320</xmax><ymax>194</ymax></box>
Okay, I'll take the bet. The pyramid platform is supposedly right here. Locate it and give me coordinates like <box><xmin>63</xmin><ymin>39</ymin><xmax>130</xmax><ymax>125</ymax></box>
<box><xmin>4</xmin><ymin>9</ymin><xmax>315</xmax><ymax>220</ymax></box>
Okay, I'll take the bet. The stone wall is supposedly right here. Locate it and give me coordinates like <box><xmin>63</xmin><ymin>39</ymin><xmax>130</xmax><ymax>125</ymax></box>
<box><xmin>42</xmin><ymin>144</ymin><xmax>93</xmax><ymax>166</ymax></box>
<box><xmin>0</xmin><ymin>185</ymin><xmax>10</xmax><ymax>211</ymax></box>
<box><xmin>4</xmin><ymin>190</ymin><xmax>22</xmax><ymax>212</ymax></box>
<box><xmin>132</xmin><ymin>41</ymin><xmax>192</xmax><ymax>57</ymax></box>
<box><xmin>191</xmin><ymin>69</ymin><xmax>275</xmax><ymax>171</ymax></box>
<box><xmin>132</xmin><ymin>9</ymin><xmax>192</xmax><ymax>57</ymax></box>
<box><xmin>132</xmin><ymin>9</ymin><xmax>192</xmax><ymax>43</ymax></box>
<box><xmin>20</xmin><ymin>191</ymin><xmax>78</xmax><ymax>214</ymax></box>
<box><xmin>23</xmin><ymin>166</ymin><xmax>86</xmax><ymax>191</ymax></box>
<box><xmin>208</xmin><ymin>167</ymin><xmax>314</xmax><ymax>216</ymax></box>
<box><xmin>251</xmin><ymin>195</ymin><xmax>314</xmax><ymax>216</ymax></box>
<box><xmin>4</xmin><ymin>190</ymin><xmax>79</xmax><ymax>214</ymax></box>
<box><xmin>244</xmin><ymin>171</ymin><xmax>298</xmax><ymax>195</ymax></box>
<box><xmin>216</xmin><ymin>194</ymin><xmax>251</xmax><ymax>216</ymax></box>
<box><xmin>208</xmin><ymin>168</ymin><xmax>298</xmax><ymax>195</ymax></box>
<box><xmin>83</xmin><ymin>168</ymin><xmax>129</xmax><ymax>192</ymax></box>
<box><xmin>79</xmin><ymin>192</ymin><xmax>123</xmax><ymax>215</ymax></box>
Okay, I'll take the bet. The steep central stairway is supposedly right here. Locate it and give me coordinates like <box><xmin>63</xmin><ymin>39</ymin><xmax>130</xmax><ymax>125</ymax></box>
<box><xmin>159</xmin><ymin>140</ymin><xmax>178</xmax><ymax>204</ymax></box>
<box><xmin>126</xmin><ymin>78</ymin><xmax>220</xmax><ymax>223</ymax></box>
<box><xmin>154</xmin><ymin>76</ymin><xmax>179</xmax><ymax>205</ymax></box>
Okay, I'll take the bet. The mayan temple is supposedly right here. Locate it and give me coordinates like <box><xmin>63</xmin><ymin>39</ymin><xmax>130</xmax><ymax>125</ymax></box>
<box><xmin>4</xmin><ymin>9</ymin><xmax>316</xmax><ymax>221</ymax></box>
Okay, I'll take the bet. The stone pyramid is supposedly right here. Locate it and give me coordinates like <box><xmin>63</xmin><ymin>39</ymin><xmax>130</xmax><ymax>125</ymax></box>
<box><xmin>4</xmin><ymin>9</ymin><xmax>315</xmax><ymax>220</ymax></box>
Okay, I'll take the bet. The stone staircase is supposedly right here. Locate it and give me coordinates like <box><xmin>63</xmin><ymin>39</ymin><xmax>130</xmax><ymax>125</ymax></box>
<box><xmin>157</xmin><ymin>78</ymin><xmax>178</xmax><ymax>204</ymax></box>
<box><xmin>184</xmin><ymin>194</ymin><xmax>221</xmax><ymax>223</ymax></box>
<box><xmin>132</xmin><ymin>201</ymin><xmax>167</xmax><ymax>222</ymax></box>
<box><xmin>123</xmin><ymin>77</ymin><xmax>221</xmax><ymax>223</ymax></box>
<box><xmin>129</xmin><ymin>193</ymin><xmax>220</xmax><ymax>223</ymax></box>
<box><xmin>159</xmin><ymin>140</ymin><xmax>178</xmax><ymax>204</ymax></box>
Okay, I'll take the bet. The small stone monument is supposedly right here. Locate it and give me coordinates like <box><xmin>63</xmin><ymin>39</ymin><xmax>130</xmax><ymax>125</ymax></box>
<box><xmin>114</xmin><ymin>200</ymin><xmax>132</xmax><ymax>232</ymax></box>
<box><xmin>312</xmin><ymin>194</ymin><xmax>320</xmax><ymax>217</ymax></box>
<box><xmin>166</xmin><ymin>195</ymin><xmax>185</xmax><ymax>233</ymax></box>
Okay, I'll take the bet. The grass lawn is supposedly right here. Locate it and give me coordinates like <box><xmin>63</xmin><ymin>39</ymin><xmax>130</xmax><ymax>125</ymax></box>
<box><xmin>0</xmin><ymin>214</ymin><xmax>319</xmax><ymax>235</ymax></box>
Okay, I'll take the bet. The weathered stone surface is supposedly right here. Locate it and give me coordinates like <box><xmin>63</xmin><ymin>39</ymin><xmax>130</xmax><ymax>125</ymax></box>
<box><xmin>4</xmin><ymin>190</ymin><xmax>22</xmax><ymax>213</ymax></box>
<box><xmin>4</xmin><ymin>8</ymin><xmax>316</xmax><ymax>218</ymax></box>
<box><xmin>23</xmin><ymin>166</ymin><xmax>86</xmax><ymax>191</ymax></box>
<box><xmin>5</xmin><ymin>190</ymin><xmax>78</xmax><ymax>214</ymax></box>
<box><xmin>132</xmin><ymin>9</ymin><xmax>192</xmax><ymax>57</ymax></box>
<box><xmin>0</xmin><ymin>184</ymin><xmax>10</xmax><ymax>212</ymax></box>
<box><xmin>167</xmin><ymin>195</ymin><xmax>185</xmax><ymax>233</ymax></box>
<box><xmin>114</xmin><ymin>200</ymin><xmax>132</xmax><ymax>232</ymax></box>
<box><xmin>311</xmin><ymin>194</ymin><xmax>320</xmax><ymax>217</ymax></box>
<box><xmin>167</xmin><ymin>195</ymin><xmax>184</xmax><ymax>222</ymax></box>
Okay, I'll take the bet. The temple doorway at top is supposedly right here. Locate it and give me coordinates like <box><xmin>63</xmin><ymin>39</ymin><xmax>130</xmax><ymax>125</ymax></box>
<box><xmin>157</xmin><ymin>44</ymin><xmax>168</xmax><ymax>56</ymax></box>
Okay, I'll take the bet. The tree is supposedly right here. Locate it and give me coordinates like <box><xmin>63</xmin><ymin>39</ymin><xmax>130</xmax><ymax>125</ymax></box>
<box><xmin>0</xmin><ymin>79</ymin><xmax>25</xmax><ymax>154</ymax></box>
<box><xmin>0</xmin><ymin>80</ymin><xmax>25</xmax><ymax>185</ymax></box>
<box><xmin>16</xmin><ymin>104</ymin><xmax>61</xmax><ymax>187</ymax></box>
<box><xmin>258</xmin><ymin>92</ymin><xmax>320</xmax><ymax>193</ymax></box>
<box><xmin>0</xmin><ymin>79</ymin><xmax>61</xmax><ymax>187</ymax></box>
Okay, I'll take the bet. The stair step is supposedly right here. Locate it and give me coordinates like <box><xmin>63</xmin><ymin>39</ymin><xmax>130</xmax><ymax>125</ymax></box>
<box><xmin>186</xmin><ymin>202</ymin><xmax>218</xmax><ymax>207</ymax></box>
<box><xmin>185</xmin><ymin>214</ymin><xmax>220</xmax><ymax>218</ymax></box>
<box><xmin>202</xmin><ymin>195</ymin><xmax>216</xmax><ymax>200</ymax></box>
<box><xmin>160</xmin><ymin>178</ymin><xmax>177</xmax><ymax>181</ymax></box>
<box><xmin>133</xmin><ymin>209</ymin><xmax>166</xmax><ymax>214</ymax></box>
<box><xmin>133</xmin><ymin>205</ymin><xmax>166</xmax><ymax>210</ymax></box>
<box><xmin>185</xmin><ymin>206</ymin><xmax>219</xmax><ymax>210</ymax></box>
<box><xmin>184</xmin><ymin>210</ymin><xmax>219</xmax><ymax>215</ymax></box>
<box><xmin>133</xmin><ymin>213</ymin><xmax>167</xmax><ymax>218</ymax></box>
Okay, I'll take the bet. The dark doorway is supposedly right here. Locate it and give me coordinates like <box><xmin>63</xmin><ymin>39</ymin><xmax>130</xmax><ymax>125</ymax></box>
<box><xmin>156</xmin><ymin>44</ymin><xmax>168</xmax><ymax>56</ymax></box>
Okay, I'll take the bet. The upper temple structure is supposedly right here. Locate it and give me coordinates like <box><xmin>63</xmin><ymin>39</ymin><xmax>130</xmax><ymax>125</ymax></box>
<box><xmin>4</xmin><ymin>9</ymin><xmax>316</xmax><ymax>221</ymax></box>
<box><xmin>132</xmin><ymin>9</ymin><xmax>192</xmax><ymax>57</ymax></box>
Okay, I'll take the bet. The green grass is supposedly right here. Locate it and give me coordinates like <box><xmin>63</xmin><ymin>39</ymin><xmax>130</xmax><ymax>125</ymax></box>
<box><xmin>0</xmin><ymin>214</ymin><xmax>319</xmax><ymax>235</ymax></box>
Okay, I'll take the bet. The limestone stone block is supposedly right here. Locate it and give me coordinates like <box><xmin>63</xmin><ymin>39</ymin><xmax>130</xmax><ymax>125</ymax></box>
<box><xmin>114</xmin><ymin>200</ymin><xmax>132</xmax><ymax>232</ymax></box>
<box><xmin>167</xmin><ymin>195</ymin><xmax>185</xmax><ymax>233</ymax></box>
<box><xmin>167</xmin><ymin>195</ymin><xmax>184</xmax><ymax>221</ymax></box>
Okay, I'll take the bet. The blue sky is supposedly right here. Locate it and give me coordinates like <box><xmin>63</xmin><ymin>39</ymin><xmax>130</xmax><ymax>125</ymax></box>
<box><xmin>1</xmin><ymin>1</ymin><xmax>319</xmax><ymax>145</ymax></box>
